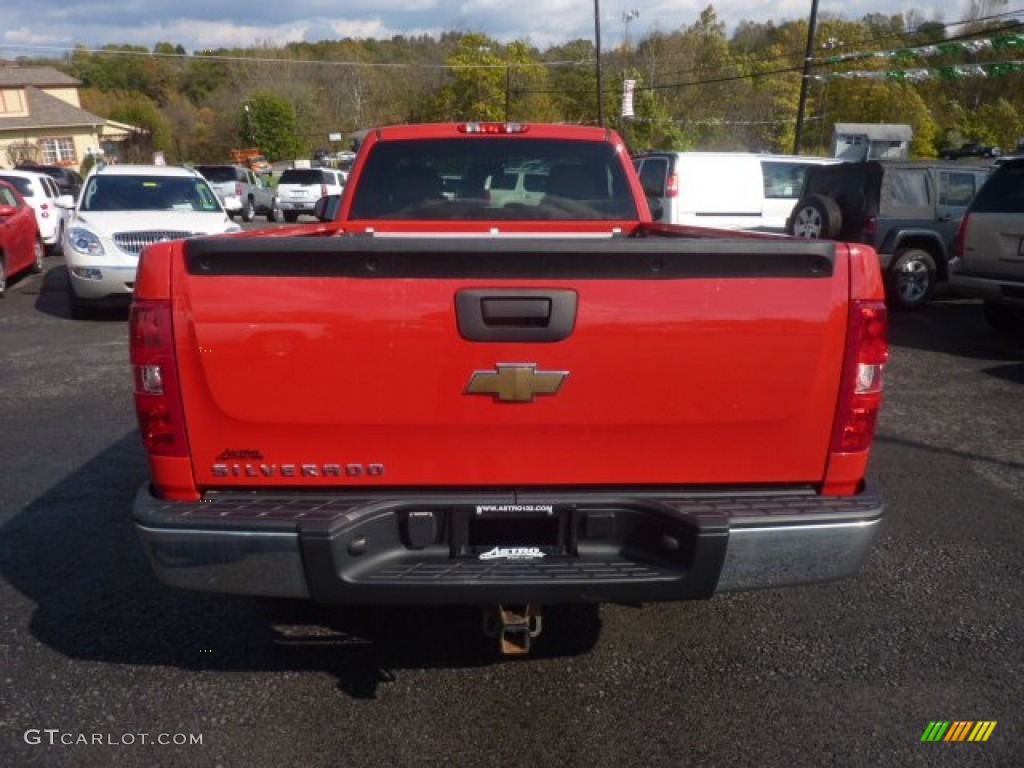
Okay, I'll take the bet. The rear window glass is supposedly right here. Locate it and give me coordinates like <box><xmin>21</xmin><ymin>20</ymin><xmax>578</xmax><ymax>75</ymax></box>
<box><xmin>279</xmin><ymin>169</ymin><xmax>327</xmax><ymax>184</ymax></box>
<box><xmin>804</xmin><ymin>164</ymin><xmax>871</xmax><ymax>209</ymax></box>
<box><xmin>0</xmin><ymin>175</ymin><xmax>34</xmax><ymax>197</ymax></box>
<box><xmin>971</xmin><ymin>163</ymin><xmax>1024</xmax><ymax>213</ymax></box>
<box><xmin>348</xmin><ymin>137</ymin><xmax>638</xmax><ymax>221</ymax></box>
<box><xmin>196</xmin><ymin>166</ymin><xmax>239</xmax><ymax>183</ymax></box>
<box><xmin>762</xmin><ymin>161</ymin><xmax>819</xmax><ymax>200</ymax></box>
<box><xmin>635</xmin><ymin>157</ymin><xmax>669</xmax><ymax>197</ymax></box>
<box><xmin>489</xmin><ymin>173</ymin><xmax>517</xmax><ymax>191</ymax></box>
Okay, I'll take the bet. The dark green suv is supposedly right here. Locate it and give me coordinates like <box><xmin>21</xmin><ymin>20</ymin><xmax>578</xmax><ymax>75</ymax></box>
<box><xmin>788</xmin><ymin>161</ymin><xmax>991</xmax><ymax>309</ymax></box>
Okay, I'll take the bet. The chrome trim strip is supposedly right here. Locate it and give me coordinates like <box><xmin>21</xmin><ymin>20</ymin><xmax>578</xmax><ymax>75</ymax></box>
<box><xmin>715</xmin><ymin>518</ymin><xmax>883</xmax><ymax>593</ymax></box>
<box><xmin>134</xmin><ymin>525</ymin><xmax>309</xmax><ymax>598</ymax></box>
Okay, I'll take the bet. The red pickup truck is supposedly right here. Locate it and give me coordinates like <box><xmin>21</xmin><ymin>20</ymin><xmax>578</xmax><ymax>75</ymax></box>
<box><xmin>130</xmin><ymin>123</ymin><xmax>888</xmax><ymax>653</ymax></box>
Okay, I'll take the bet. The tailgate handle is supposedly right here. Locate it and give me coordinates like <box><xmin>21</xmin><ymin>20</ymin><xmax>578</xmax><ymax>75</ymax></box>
<box><xmin>456</xmin><ymin>289</ymin><xmax>577</xmax><ymax>342</ymax></box>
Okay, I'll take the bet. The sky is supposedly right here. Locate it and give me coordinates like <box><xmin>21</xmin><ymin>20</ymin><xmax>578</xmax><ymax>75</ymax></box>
<box><xmin>0</xmin><ymin>1</ymin><xmax>1001</xmax><ymax>58</ymax></box>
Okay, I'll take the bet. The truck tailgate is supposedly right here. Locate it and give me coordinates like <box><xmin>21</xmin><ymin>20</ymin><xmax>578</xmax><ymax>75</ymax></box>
<box><xmin>173</xmin><ymin>236</ymin><xmax>849</xmax><ymax>488</ymax></box>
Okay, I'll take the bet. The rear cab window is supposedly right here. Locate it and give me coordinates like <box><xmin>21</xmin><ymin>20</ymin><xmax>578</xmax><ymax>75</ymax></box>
<box><xmin>347</xmin><ymin>137</ymin><xmax>639</xmax><ymax>221</ymax></box>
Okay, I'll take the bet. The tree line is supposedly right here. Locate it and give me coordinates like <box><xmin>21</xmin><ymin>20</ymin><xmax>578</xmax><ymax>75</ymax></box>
<box><xmin>14</xmin><ymin>4</ymin><xmax>1024</xmax><ymax>167</ymax></box>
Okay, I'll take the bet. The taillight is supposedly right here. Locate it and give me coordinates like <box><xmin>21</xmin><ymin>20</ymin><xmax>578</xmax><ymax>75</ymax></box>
<box><xmin>862</xmin><ymin>216</ymin><xmax>878</xmax><ymax>243</ymax></box>
<box><xmin>666</xmin><ymin>173</ymin><xmax>679</xmax><ymax>198</ymax></box>
<box><xmin>954</xmin><ymin>213</ymin><xmax>969</xmax><ymax>258</ymax></box>
<box><xmin>130</xmin><ymin>299</ymin><xmax>188</xmax><ymax>457</ymax></box>
<box><xmin>235</xmin><ymin>182</ymin><xmax>243</xmax><ymax>196</ymax></box>
<box><xmin>830</xmin><ymin>300</ymin><xmax>888</xmax><ymax>454</ymax></box>
<box><xmin>321</xmin><ymin>183</ymin><xmax>328</xmax><ymax>197</ymax></box>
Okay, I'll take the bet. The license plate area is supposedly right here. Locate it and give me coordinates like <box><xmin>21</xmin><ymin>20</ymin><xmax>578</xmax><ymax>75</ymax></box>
<box><xmin>451</xmin><ymin>504</ymin><xmax>571</xmax><ymax>558</ymax></box>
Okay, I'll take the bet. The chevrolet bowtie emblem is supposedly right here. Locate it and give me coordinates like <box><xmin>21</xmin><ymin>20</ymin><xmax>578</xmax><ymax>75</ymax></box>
<box><xmin>465</xmin><ymin>364</ymin><xmax>569</xmax><ymax>403</ymax></box>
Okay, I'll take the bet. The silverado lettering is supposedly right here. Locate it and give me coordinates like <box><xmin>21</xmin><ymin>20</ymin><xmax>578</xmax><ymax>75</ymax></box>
<box><xmin>210</xmin><ymin>463</ymin><xmax>386</xmax><ymax>478</ymax></box>
<box><xmin>130</xmin><ymin>122</ymin><xmax>888</xmax><ymax>654</ymax></box>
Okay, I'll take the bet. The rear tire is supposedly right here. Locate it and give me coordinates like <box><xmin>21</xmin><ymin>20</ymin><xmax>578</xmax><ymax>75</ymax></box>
<box><xmin>268</xmin><ymin>198</ymin><xmax>281</xmax><ymax>223</ymax></box>
<box><xmin>241</xmin><ymin>197</ymin><xmax>255</xmax><ymax>222</ymax></box>
<box><xmin>0</xmin><ymin>256</ymin><xmax>7</xmax><ymax>298</ymax></box>
<box><xmin>788</xmin><ymin>194</ymin><xmax>842</xmax><ymax>239</ymax></box>
<box><xmin>887</xmin><ymin>248</ymin><xmax>936</xmax><ymax>310</ymax></box>
<box><xmin>283</xmin><ymin>211</ymin><xmax>299</xmax><ymax>223</ymax></box>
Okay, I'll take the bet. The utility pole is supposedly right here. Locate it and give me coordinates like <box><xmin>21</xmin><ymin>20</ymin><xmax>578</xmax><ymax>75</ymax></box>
<box><xmin>793</xmin><ymin>0</ymin><xmax>820</xmax><ymax>155</ymax></box>
<box><xmin>594</xmin><ymin>0</ymin><xmax>604</xmax><ymax>126</ymax></box>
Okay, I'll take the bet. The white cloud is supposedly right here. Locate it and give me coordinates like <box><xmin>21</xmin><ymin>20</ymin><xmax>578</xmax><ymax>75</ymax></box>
<box><xmin>0</xmin><ymin>1</ymin><xmax>990</xmax><ymax>59</ymax></box>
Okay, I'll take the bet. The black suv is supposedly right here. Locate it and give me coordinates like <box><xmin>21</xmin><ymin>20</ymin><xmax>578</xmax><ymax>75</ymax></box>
<box><xmin>787</xmin><ymin>161</ymin><xmax>991</xmax><ymax>309</ymax></box>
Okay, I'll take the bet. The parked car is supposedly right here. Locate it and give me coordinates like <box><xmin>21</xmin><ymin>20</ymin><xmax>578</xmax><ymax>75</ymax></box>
<box><xmin>939</xmin><ymin>142</ymin><xmax>1000</xmax><ymax>160</ymax></box>
<box><xmin>631</xmin><ymin>151</ymin><xmax>840</xmax><ymax>233</ymax></box>
<box><xmin>486</xmin><ymin>168</ymin><xmax>548</xmax><ymax>207</ymax></box>
<box><xmin>195</xmin><ymin>164</ymin><xmax>279</xmax><ymax>222</ymax></box>
<box><xmin>787</xmin><ymin>160</ymin><xmax>991</xmax><ymax>309</ymax></box>
<box><xmin>0</xmin><ymin>180</ymin><xmax>45</xmax><ymax>298</ymax></box>
<box><xmin>0</xmin><ymin>169</ymin><xmax>74</xmax><ymax>255</ymax></box>
<box><xmin>949</xmin><ymin>157</ymin><xmax>1024</xmax><ymax>331</ymax></box>
<box><xmin>312</xmin><ymin>148</ymin><xmax>333</xmax><ymax>167</ymax></box>
<box><xmin>63</xmin><ymin>164</ymin><xmax>240</xmax><ymax>319</ymax></box>
<box><xmin>276</xmin><ymin>167</ymin><xmax>346</xmax><ymax>222</ymax></box>
<box><xmin>15</xmin><ymin>163</ymin><xmax>84</xmax><ymax>199</ymax></box>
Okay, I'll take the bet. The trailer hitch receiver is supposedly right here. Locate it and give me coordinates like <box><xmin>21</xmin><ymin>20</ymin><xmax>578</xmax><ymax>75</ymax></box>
<box><xmin>482</xmin><ymin>604</ymin><xmax>543</xmax><ymax>655</ymax></box>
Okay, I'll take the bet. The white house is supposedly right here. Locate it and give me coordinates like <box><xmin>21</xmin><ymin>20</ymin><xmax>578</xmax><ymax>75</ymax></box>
<box><xmin>832</xmin><ymin>123</ymin><xmax>913</xmax><ymax>161</ymax></box>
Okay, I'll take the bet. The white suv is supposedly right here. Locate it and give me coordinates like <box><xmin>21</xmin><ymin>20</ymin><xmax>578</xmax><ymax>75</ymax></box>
<box><xmin>0</xmin><ymin>169</ymin><xmax>73</xmax><ymax>254</ymax></box>
<box><xmin>63</xmin><ymin>164</ymin><xmax>240</xmax><ymax>319</ymax></box>
<box><xmin>276</xmin><ymin>167</ymin><xmax>345</xmax><ymax>222</ymax></box>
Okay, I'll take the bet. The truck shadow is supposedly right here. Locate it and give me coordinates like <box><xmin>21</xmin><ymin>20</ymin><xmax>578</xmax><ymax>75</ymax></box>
<box><xmin>0</xmin><ymin>433</ymin><xmax>600</xmax><ymax>699</ymax></box>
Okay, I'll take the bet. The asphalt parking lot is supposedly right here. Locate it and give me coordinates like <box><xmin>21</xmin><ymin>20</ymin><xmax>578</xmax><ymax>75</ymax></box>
<box><xmin>1</xmin><ymin>250</ymin><xmax>1021</xmax><ymax>767</ymax></box>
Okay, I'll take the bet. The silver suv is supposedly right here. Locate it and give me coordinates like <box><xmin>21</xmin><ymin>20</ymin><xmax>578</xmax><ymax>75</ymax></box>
<box><xmin>195</xmin><ymin>164</ymin><xmax>279</xmax><ymax>222</ymax></box>
<box><xmin>950</xmin><ymin>158</ymin><xmax>1024</xmax><ymax>331</ymax></box>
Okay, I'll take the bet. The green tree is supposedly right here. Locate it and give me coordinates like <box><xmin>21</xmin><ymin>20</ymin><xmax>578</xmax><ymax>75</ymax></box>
<box><xmin>544</xmin><ymin>39</ymin><xmax>599</xmax><ymax>124</ymax></box>
<box><xmin>421</xmin><ymin>33</ymin><xmax>507</xmax><ymax>121</ymax></box>
<box><xmin>80</xmin><ymin>89</ymin><xmax>172</xmax><ymax>156</ymax></box>
<box><xmin>242</xmin><ymin>91</ymin><xmax>303</xmax><ymax>161</ymax></box>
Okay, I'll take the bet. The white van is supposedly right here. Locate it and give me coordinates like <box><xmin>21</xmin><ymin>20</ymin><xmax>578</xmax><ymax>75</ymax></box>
<box><xmin>632</xmin><ymin>151</ymin><xmax>839</xmax><ymax>233</ymax></box>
